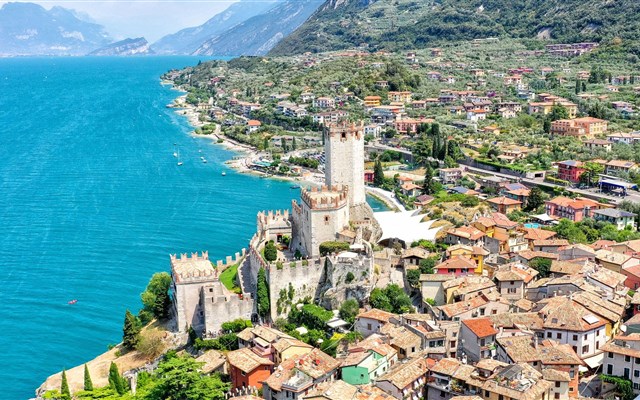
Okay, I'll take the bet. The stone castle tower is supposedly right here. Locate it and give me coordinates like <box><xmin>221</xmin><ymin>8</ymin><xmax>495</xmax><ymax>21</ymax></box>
<box><xmin>324</xmin><ymin>122</ymin><xmax>366</xmax><ymax>207</ymax></box>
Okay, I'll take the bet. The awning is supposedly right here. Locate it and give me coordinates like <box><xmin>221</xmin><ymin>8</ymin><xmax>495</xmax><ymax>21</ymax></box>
<box><xmin>582</xmin><ymin>352</ymin><xmax>604</xmax><ymax>370</ymax></box>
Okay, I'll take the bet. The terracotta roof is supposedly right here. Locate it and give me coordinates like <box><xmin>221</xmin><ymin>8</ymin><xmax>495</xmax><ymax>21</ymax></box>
<box><xmin>305</xmin><ymin>380</ymin><xmax>358</xmax><ymax>400</ymax></box>
<box><xmin>447</xmin><ymin>226</ymin><xmax>486</xmax><ymax>241</ymax></box>
<box><xmin>272</xmin><ymin>337</ymin><xmax>313</xmax><ymax>353</ymax></box>
<box><xmin>524</xmin><ymin>228</ymin><xmax>558</xmax><ymax>241</ymax></box>
<box><xmin>420</xmin><ymin>273</ymin><xmax>456</xmax><ymax>282</ymax></box>
<box><xmin>247</xmin><ymin>119</ymin><xmax>262</xmax><ymax>126</ymax></box>
<box><xmin>550</xmin><ymin>260</ymin><xmax>585</xmax><ymax>275</ymax></box>
<box><xmin>506</xmin><ymin>188</ymin><xmax>531</xmax><ymax>196</ymax></box>
<box><xmin>497</xmin><ymin>336</ymin><xmax>582</xmax><ymax>366</ymax></box>
<box><xmin>354</xmin><ymin>385</ymin><xmax>395</xmax><ymax>400</ymax></box>
<box><xmin>430</xmin><ymin>357</ymin><xmax>462</xmax><ymax>376</ymax></box>
<box><xmin>533</xmin><ymin>239</ymin><xmax>570</xmax><ymax>247</ymax></box>
<box><xmin>542</xmin><ymin>368</ymin><xmax>571</xmax><ymax>382</ymax></box>
<box><xmin>435</xmin><ymin>256</ymin><xmax>477</xmax><ymax>272</ymax></box>
<box><xmin>462</xmin><ymin>318</ymin><xmax>498</xmax><ymax>338</ymax></box>
<box><xmin>591</xmin><ymin>240</ymin><xmax>616</xmax><ymax>250</ymax></box>
<box><xmin>488</xmin><ymin>196</ymin><xmax>522</xmax><ymax>206</ymax></box>
<box><xmin>196</xmin><ymin>349</ymin><xmax>226</xmax><ymax>374</ymax></box>
<box><xmin>227</xmin><ymin>347</ymin><xmax>274</xmax><ymax>373</ymax></box>
<box><xmin>354</xmin><ymin>334</ymin><xmax>397</xmax><ymax>358</ymax></box>
<box><xmin>380</xmin><ymin>324</ymin><xmax>421</xmax><ymax>349</ymax></box>
<box><xmin>596</xmin><ymin>249</ymin><xmax>633</xmax><ymax>266</ymax></box>
<box><xmin>514</xmin><ymin>298</ymin><xmax>535</xmax><ymax>312</ymax></box>
<box><xmin>538</xmin><ymin>297</ymin><xmax>607</xmax><ymax>332</ymax></box>
<box><xmin>438</xmin><ymin>295</ymin><xmax>491</xmax><ymax>318</ymax></box>
<box><xmin>263</xmin><ymin>348</ymin><xmax>339</xmax><ymax>391</ymax></box>
<box><xmin>517</xmin><ymin>250</ymin><xmax>559</xmax><ymax>260</ymax></box>
<box><xmin>377</xmin><ymin>356</ymin><xmax>431</xmax><ymax>389</ymax></box>
<box><xmin>357</xmin><ymin>308</ymin><xmax>398</xmax><ymax>323</ymax></box>
<box><xmin>488</xmin><ymin>312</ymin><xmax>544</xmax><ymax>331</ymax></box>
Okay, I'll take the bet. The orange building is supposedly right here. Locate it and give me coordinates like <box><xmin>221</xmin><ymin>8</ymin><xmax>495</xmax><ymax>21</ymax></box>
<box><xmin>227</xmin><ymin>347</ymin><xmax>274</xmax><ymax>390</ymax></box>
<box><xmin>551</xmin><ymin>117</ymin><xmax>608</xmax><ymax>139</ymax></box>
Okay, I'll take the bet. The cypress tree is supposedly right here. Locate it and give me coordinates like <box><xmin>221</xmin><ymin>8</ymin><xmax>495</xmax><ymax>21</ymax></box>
<box><xmin>581</xmin><ymin>81</ymin><xmax>587</xmax><ymax>92</ymax></box>
<box><xmin>575</xmin><ymin>79</ymin><xmax>581</xmax><ymax>94</ymax></box>
<box><xmin>108</xmin><ymin>362</ymin><xmax>126</xmax><ymax>395</ymax></box>
<box><xmin>61</xmin><ymin>369</ymin><xmax>71</xmax><ymax>400</ymax></box>
<box><xmin>256</xmin><ymin>267</ymin><xmax>270</xmax><ymax>318</ymax></box>
<box><xmin>83</xmin><ymin>364</ymin><xmax>93</xmax><ymax>391</ymax></box>
<box><xmin>123</xmin><ymin>310</ymin><xmax>141</xmax><ymax>350</ymax></box>
<box><xmin>373</xmin><ymin>159</ymin><xmax>384</xmax><ymax>187</ymax></box>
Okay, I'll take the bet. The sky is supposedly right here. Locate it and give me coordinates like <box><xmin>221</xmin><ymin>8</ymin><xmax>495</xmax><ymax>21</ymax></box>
<box><xmin>0</xmin><ymin>0</ymin><xmax>237</xmax><ymax>42</ymax></box>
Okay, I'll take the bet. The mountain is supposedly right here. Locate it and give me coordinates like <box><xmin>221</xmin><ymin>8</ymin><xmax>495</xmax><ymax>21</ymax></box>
<box><xmin>152</xmin><ymin>0</ymin><xmax>279</xmax><ymax>55</ymax></box>
<box><xmin>88</xmin><ymin>37</ymin><xmax>152</xmax><ymax>56</ymax></box>
<box><xmin>192</xmin><ymin>0</ymin><xmax>324</xmax><ymax>56</ymax></box>
<box><xmin>269</xmin><ymin>0</ymin><xmax>640</xmax><ymax>56</ymax></box>
<box><xmin>0</xmin><ymin>2</ymin><xmax>111</xmax><ymax>56</ymax></box>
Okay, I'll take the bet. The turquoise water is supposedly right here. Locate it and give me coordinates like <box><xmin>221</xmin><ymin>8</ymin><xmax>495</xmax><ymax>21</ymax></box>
<box><xmin>0</xmin><ymin>57</ymin><xmax>386</xmax><ymax>399</ymax></box>
<box><xmin>0</xmin><ymin>56</ymin><xmax>302</xmax><ymax>399</ymax></box>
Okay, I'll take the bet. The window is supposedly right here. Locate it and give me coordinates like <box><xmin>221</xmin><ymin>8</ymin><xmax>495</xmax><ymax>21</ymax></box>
<box><xmin>583</xmin><ymin>334</ymin><xmax>587</xmax><ymax>340</ymax></box>
<box><xmin>241</xmin><ymin>371</ymin><xmax>246</xmax><ymax>376</ymax></box>
<box><xmin>480</xmin><ymin>308</ymin><xmax>485</xmax><ymax>316</ymax></box>
<box><xmin>555</xmin><ymin>382</ymin><xmax>561</xmax><ymax>388</ymax></box>
<box><xmin>556</xmin><ymin>333</ymin><xmax>562</xmax><ymax>339</ymax></box>
<box><xmin>492</xmin><ymin>310</ymin><xmax>497</xmax><ymax>315</ymax></box>
<box><xmin>547</xmin><ymin>332</ymin><xmax>552</xmax><ymax>338</ymax></box>
<box><xmin>626</xmin><ymin>355</ymin><xmax>631</xmax><ymax>362</ymax></box>
<box><xmin>636</xmin><ymin>358</ymin><xmax>640</xmax><ymax>365</ymax></box>
<box><xmin>485</xmin><ymin>391</ymin><xmax>490</xmax><ymax>398</ymax></box>
<box><xmin>440</xmin><ymin>390</ymin><xmax>445</xmax><ymax>398</ymax></box>
<box><xmin>480</xmin><ymin>338</ymin><xmax>486</xmax><ymax>346</ymax></box>
<box><xmin>367</xmin><ymin>323</ymin><xmax>372</xmax><ymax>330</ymax></box>
<box><xmin>499</xmin><ymin>395</ymin><xmax>504</xmax><ymax>400</ymax></box>
<box><xmin>607</xmin><ymin>364</ymin><xmax>613</xmax><ymax>375</ymax></box>
<box><xmin>596</xmin><ymin>330</ymin><xmax>600</xmax><ymax>337</ymax></box>
<box><xmin>634</xmin><ymin>370</ymin><xmax>639</xmax><ymax>378</ymax></box>
<box><xmin>624</xmin><ymin>368</ymin><xmax>630</xmax><ymax>379</ymax></box>
<box><xmin>412</xmin><ymin>346</ymin><xmax>416</xmax><ymax>352</ymax></box>
<box><xmin>608</xmin><ymin>352</ymin><xmax>614</xmax><ymax>359</ymax></box>
<box><xmin>507</xmin><ymin>288</ymin><xmax>517</xmax><ymax>294</ymax></box>
<box><xmin>554</xmin><ymin>394</ymin><xmax>560</xmax><ymax>399</ymax></box>
<box><xmin>569</xmin><ymin>387</ymin><xmax>574</xmax><ymax>393</ymax></box>
<box><xmin>573</xmin><ymin>334</ymin><xmax>578</xmax><ymax>341</ymax></box>
<box><xmin>582</xmin><ymin>345</ymin><xmax>589</xmax><ymax>354</ymax></box>
<box><xmin>451</xmin><ymin>341</ymin><xmax>456</xmax><ymax>348</ymax></box>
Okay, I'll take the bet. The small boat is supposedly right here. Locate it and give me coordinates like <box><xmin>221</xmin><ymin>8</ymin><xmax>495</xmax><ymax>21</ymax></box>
<box><xmin>221</xmin><ymin>172</ymin><xmax>226</xmax><ymax>176</ymax></box>
<box><xmin>202</xmin><ymin>159</ymin><xmax>207</xmax><ymax>164</ymax></box>
<box><xmin>68</xmin><ymin>299</ymin><xmax>78</xmax><ymax>305</ymax></box>
<box><xmin>173</xmin><ymin>152</ymin><xmax>178</xmax><ymax>157</ymax></box>
<box><xmin>177</xmin><ymin>161</ymin><xmax>183</xmax><ymax>166</ymax></box>
<box><xmin>290</xmin><ymin>185</ymin><xmax>300</xmax><ymax>189</ymax></box>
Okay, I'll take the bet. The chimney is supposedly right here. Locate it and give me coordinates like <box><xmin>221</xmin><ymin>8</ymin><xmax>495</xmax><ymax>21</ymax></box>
<box><xmin>534</xmin><ymin>335</ymin><xmax>539</xmax><ymax>349</ymax></box>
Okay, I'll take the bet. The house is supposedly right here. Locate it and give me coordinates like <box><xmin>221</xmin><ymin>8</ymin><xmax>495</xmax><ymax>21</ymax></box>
<box><xmin>401</xmin><ymin>247</ymin><xmax>433</xmax><ymax>269</ymax></box>
<box><xmin>498</xmin><ymin>108</ymin><xmax>517</xmax><ymax>119</ymax></box>
<box><xmin>400</xmin><ymin>182</ymin><xmax>422</xmax><ymax>197</ymax></box>
<box><xmin>602</xmin><ymin>333</ymin><xmax>640</xmax><ymax>392</ymax></box>
<box><xmin>237</xmin><ymin>325</ymin><xmax>295</xmax><ymax>361</ymax></box>
<box><xmin>487</xmin><ymin>196</ymin><xmax>522</xmax><ymax>214</ymax></box>
<box><xmin>394</xmin><ymin>118</ymin><xmax>434</xmax><ymax>135</ymax></box>
<box><xmin>364</xmin><ymin>124</ymin><xmax>382</xmax><ymax>138</ymax></box>
<box><xmin>227</xmin><ymin>347</ymin><xmax>274</xmax><ymax>390</ymax></box>
<box><xmin>538</xmin><ymin>296</ymin><xmax>607</xmax><ymax>359</ymax></box>
<box><xmin>592</xmin><ymin>208</ymin><xmax>636</xmax><ymax>231</ymax></box>
<box><xmin>505</xmin><ymin>188</ymin><xmax>531</xmax><ymax>205</ymax></box>
<box><xmin>533</xmin><ymin>239</ymin><xmax>570</xmax><ymax>253</ymax></box>
<box><xmin>446</xmin><ymin>244</ymin><xmax>489</xmax><ymax>274</ymax></box>
<box><xmin>364</xmin><ymin>96</ymin><xmax>382</xmax><ymax>108</ymax></box>
<box><xmin>246</xmin><ymin>119</ymin><xmax>262</xmax><ymax>133</ymax></box>
<box><xmin>340</xmin><ymin>334</ymin><xmax>398</xmax><ymax>385</ymax></box>
<box><xmin>438</xmin><ymin>168</ymin><xmax>464</xmax><ymax>184</ymax></box>
<box><xmin>420</xmin><ymin>274</ymin><xmax>456</xmax><ymax>306</ymax></box>
<box><xmin>466</xmin><ymin>109</ymin><xmax>487</xmax><ymax>122</ymax></box>
<box><xmin>442</xmin><ymin>276</ymin><xmax>496</xmax><ymax>304</ymax></box>
<box><xmin>556</xmin><ymin>161</ymin><xmax>585</xmax><ymax>183</ymax></box>
<box><xmin>388</xmin><ymin>91</ymin><xmax>412</xmax><ymax>103</ymax></box>
<box><xmin>607</xmin><ymin>132</ymin><xmax>640</xmax><ymax>144</ymax></box>
<box><xmin>557</xmin><ymin>244</ymin><xmax>596</xmax><ymax>262</ymax></box>
<box><xmin>504</xmin><ymin>75</ymin><xmax>523</xmax><ymax>86</ymax></box>
<box><xmin>605</xmin><ymin>160</ymin><xmax>638</xmax><ymax>176</ymax></box>
<box><xmin>272</xmin><ymin>338</ymin><xmax>314</xmax><ymax>365</ymax></box>
<box><xmin>313</xmin><ymin>97</ymin><xmax>335</xmax><ymax>109</ymax></box>
<box><xmin>380</xmin><ymin>323</ymin><xmax>423</xmax><ymax>360</ymax></box>
<box><xmin>550</xmin><ymin>117</ymin><xmax>608</xmax><ymax>139</ymax></box>
<box><xmin>514</xmin><ymin>250</ymin><xmax>558</xmax><ymax>265</ymax></box>
<box><xmin>596</xmin><ymin>249</ymin><xmax>640</xmax><ymax>273</ymax></box>
<box><xmin>427</xmin><ymin>71</ymin><xmax>442</xmax><ymax>80</ymax></box>
<box><xmin>445</xmin><ymin>226</ymin><xmax>485</xmax><ymax>247</ymax></box>
<box><xmin>434</xmin><ymin>256</ymin><xmax>478</xmax><ymax>277</ymax></box>
<box><xmin>495</xmin><ymin>336</ymin><xmax>583</xmax><ymax>398</ymax></box>
<box><xmin>262</xmin><ymin>349</ymin><xmax>340</xmax><ymax>400</ymax></box>
<box><xmin>493</xmin><ymin>263</ymin><xmax>538</xmax><ymax>300</ymax></box>
<box><xmin>524</xmin><ymin>228</ymin><xmax>557</xmax><ymax>248</ymax></box>
<box><xmin>375</xmin><ymin>355</ymin><xmax>431</xmax><ymax>400</ymax></box>
<box><xmin>435</xmin><ymin>293</ymin><xmax>510</xmax><ymax>322</ymax></box>
<box><xmin>583</xmin><ymin>139</ymin><xmax>612</xmax><ymax>152</ymax></box>
<box><xmin>196</xmin><ymin>349</ymin><xmax>227</xmax><ymax>375</ymax></box>
<box><xmin>355</xmin><ymin>309</ymin><xmax>398</xmax><ymax>337</ymax></box>
<box><xmin>460</xmin><ymin>318</ymin><xmax>498</xmax><ymax>362</ymax></box>
<box><xmin>545</xmin><ymin>197</ymin><xmax>603</xmax><ymax>222</ymax></box>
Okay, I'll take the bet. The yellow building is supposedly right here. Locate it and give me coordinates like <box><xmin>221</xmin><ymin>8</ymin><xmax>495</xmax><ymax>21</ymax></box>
<box><xmin>364</xmin><ymin>95</ymin><xmax>382</xmax><ymax>107</ymax></box>
<box><xmin>446</xmin><ymin>244</ymin><xmax>489</xmax><ymax>274</ymax></box>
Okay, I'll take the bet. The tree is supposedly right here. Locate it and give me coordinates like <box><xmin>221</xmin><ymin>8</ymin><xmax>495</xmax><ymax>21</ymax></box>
<box><xmin>525</xmin><ymin>186</ymin><xmax>545</xmax><ymax>211</ymax></box>
<box><xmin>529</xmin><ymin>257</ymin><xmax>552</xmax><ymax>278</ymax></box>
<box><xmin>141</xmin><ymin>272</ymin><xmax>172</xmax><ymax>321</ymax></box>
<box><xmin>369</xmin><ymin>288</ymin><xmax>392</xmax><ymax>312</ymax></box>
<box><xmin>257</xmin><ymin>267</ymin><xmax>270</xmax><ymax>318</ymax></box>
<box><xmin>575</xmin><ymin>79</ymin><xmax>581</xmax><ymax>94</ymax></box>
<box><xmin>554</xmin><ymin>219</ymin><xmax>588</xmax><ymax>243</ymax></box>
<box><xmin>136</xmin><ymin>330</ymin><xmax>165</xmax><ymax>359</ymax></box>
<box><xmin>406</xmin><ymin>268</ymin><xmax>421</xmax><ymax>289</ymax></box>
<box><xmin>419</xmin><ymin>257</ymin><xmax>438</xmax><ymax>274</ymax></box>
<box><xmin>291</xmin><ymin>137</ymin><xmax>297</xmax><ymax>151</ymax></box>
<box><xmin>61</xmin><ymin>370</ymin><xmax>71</xmax><ymax>400</ymax></box>
<box><xmin>543</xmin><ymin>118</ymin><xmax>551</xmax><ymax>134</ymax></box>
<box><xmin>423</xmin><ymin>166</ymin><xmax>437</xmax><ymax>195</ymax></box>
<box><xmin>549</xmin><ymin>104</ymin><xmax>569</xmax><ymax>121</ymax></box>
<box><xmin>580</xmin><ymin>162</ymin><xmax>605</xmax><ymax>187</ymax></box>
<box><xmin>148</xmin><ymin>354</ymin><xmax>229</xmax><ymax>400</ymax></box>
<box><xmin>264</xmin><ymin>240</ymin><xmax>277</xmax><ymax>262</ymax></box>
<box><xmin>123</xmin><ymin>310</ymin><xmax>141</xmax><ymax>350</ymax></box>
<box><xmin>581</xmin><ymin>81</ymin><xmax>587</xmax><ymax>92</ymax></box>
<box><xmin>339</xmin><ymin>299</ymin><xmax>359</xmax><ymax>324</ymax></box>
<box><xmin>108</xmin><ymin>362</ymin><xmax>127</xmax><ymax>395</ymax></box>
<box><xmin>345</xmin><ymin>271</ymin><xmax>355</xmax><ymax>283</ymax></box>
<box><xmin>83</xmin><ymin>364</ymin><xmax>93</xmax><ymax>391</ymax></box>
<box><xmin>373</xmin><ymin>159</ymin><xmax>385</xmax><ymax>187</ymax></box>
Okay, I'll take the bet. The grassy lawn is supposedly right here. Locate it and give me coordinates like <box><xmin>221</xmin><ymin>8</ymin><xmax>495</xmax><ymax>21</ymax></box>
<box><xmin>219</xmin><ymin>264</ymin><xmax>241</xmax><ymax>294</ymax></box>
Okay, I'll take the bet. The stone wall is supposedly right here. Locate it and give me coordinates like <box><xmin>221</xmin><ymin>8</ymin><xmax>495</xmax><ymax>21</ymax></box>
<box><xmin>202</xmin><ymin>281</ymin><xmax>254</xmax><ymax>336</ymax></box>
<box><xmin>266</xmin><ymin>258</ymin><xmax>326</xmax><ymax>320</ymax></box>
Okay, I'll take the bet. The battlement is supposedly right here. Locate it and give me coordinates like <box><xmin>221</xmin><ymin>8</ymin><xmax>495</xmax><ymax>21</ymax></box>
<box><xmin>257</xmin><ymin>209</ymin><xmax>290</xmax><ymax>229</ymax></box>
<box><xmin>325</xmin><ymin>121</ymin><xmax>365</xmax><ymax>140</ymax></box>
<box><xmin>171</xmin><ymin>250</ymin><xmax>246</xmax><ymax>284</ymax></box>
<box><xmin>300</xmin><ymin>185</ymin><xmax>349</xmax><ymax>210</ymax></box>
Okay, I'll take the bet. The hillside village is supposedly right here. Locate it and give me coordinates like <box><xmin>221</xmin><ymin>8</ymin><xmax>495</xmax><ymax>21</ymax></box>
<box><xmin>162</xmin><ymin>38</ymin><xmax>640</xmax><ymax>400</ymax></box>
<box><xmin>41</xmin><ymin>39</ymin><xmax>640</xmax><ymax>400</ymax></box>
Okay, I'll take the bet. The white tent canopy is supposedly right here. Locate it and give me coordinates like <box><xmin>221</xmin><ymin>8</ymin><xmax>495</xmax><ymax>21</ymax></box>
<box><xmin>374</xmin><ymin>210</ymin><xmax>443</xmax><ymax>244</ymax></box>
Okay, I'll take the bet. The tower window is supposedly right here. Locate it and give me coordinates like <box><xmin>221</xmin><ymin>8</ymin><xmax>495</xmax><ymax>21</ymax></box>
<box><xmin>341</xmin><ymin>132</ymin><xmax>346</xmax><ymax>139</ymax></box>
<box><xmin>324</xmin><ymin>215</ymin><xmax>330</xmax><ymax>224</ymax></box>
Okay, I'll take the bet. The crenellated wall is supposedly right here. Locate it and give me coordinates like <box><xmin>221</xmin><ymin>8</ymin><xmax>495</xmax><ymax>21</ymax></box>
<box><xmin>266</xmin><ymin>258</ymin><xmax>326</xmax><ymax>320</ymax></box>
<box><xmin>201</xmin><ymin>281</ymin><xmax>254</xmax><ymax>336</ymax></box>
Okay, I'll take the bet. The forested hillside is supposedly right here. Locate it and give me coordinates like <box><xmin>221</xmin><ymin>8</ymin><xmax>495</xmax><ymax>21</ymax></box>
<box><xmin>270</xmin><ymin>0</ymin><xmax>640</xmax><ymax>56</ymax></box>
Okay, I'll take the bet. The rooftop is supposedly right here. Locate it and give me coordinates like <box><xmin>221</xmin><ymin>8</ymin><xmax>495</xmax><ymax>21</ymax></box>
<box><xmin>227</xmin><ymin>347</ymin><xmax>274</xmax><ymax>373</ymax></box>
<box><xmin>462</xmin><ymin>317</ymin><xmax>498</xmax><ymax>338</ymax></box>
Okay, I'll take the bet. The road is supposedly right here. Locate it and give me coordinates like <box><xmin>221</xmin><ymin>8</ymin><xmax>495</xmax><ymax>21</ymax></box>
<box><xmin>463</xmin><ymin>165</ymin><xmax>640</xmax><ymax>205</ymax></box>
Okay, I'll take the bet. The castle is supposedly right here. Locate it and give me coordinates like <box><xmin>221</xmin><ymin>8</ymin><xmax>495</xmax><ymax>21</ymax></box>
<box><xmin>171</xmin><ymin>122</ymin><xmax>380</xmax><ymax>334</ymax></box>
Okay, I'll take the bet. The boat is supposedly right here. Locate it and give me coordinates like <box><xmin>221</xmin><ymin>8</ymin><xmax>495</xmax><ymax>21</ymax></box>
<box><xmin>290</xmin><ymin>185</ymin><xmax>300</xmax><ymax>189</ymax></box>
<box><xmin>68</xmin><ymin>299</ymin><xmax>78</xmax><ymax>305</ymax></box>
<box><xmin>202</xmin><ymin>159</ymin><xmax>207</xmax><ymax>164</ymax></box>
<box><xmin>177</xmin><ymin>162</ymin><xmax>183</xmax><ymax>166</ymax></box>
<box><xmin>221</xmin><ymin>172</ymin><xmax>226</xmax><ymax>176</ymax></box>
<box><xmin>173</xmin><ymin>152</ymin><xmax>178</xmax><ymax>157</ymax></box>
